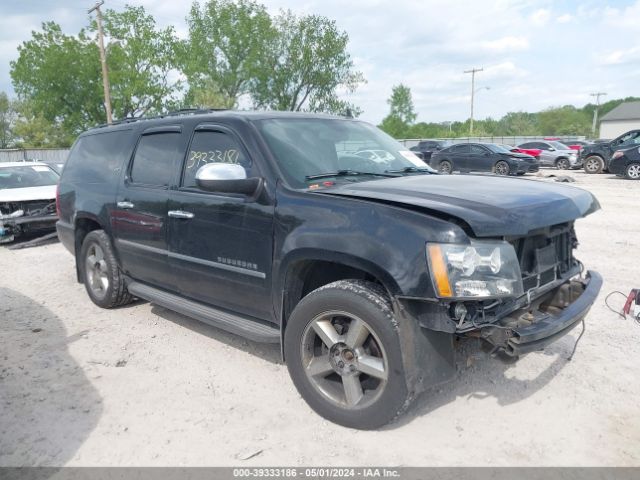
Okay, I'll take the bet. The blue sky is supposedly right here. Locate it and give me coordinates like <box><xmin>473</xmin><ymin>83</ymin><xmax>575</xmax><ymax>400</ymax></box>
<box><xmin>1</xmin><ymin>0</ymin><xmax>638</xmax><ymax>124</ymax></box>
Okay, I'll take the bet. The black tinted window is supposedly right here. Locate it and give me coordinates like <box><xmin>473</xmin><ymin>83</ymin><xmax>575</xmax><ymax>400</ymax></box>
<box><xmin>64</xmin><ymin>130</ymin><xmax>133</xmax><ymax>183</ymax></box>
<box><xmin>519</xmin><ymin>142</ymin><xmax>535</xmax><ymax>148</ymax></box>
<box><xmin>469</xmin><ymin>145</ymin><xmax>487</xmax><ymax>154</ymax></box>
<box><xmin>183</xmin><ymin>131</ymin><xmax>249</xmax><ymax>188</ymax></box>
<box><xmin>130</xmin><ymin>133</ymin><xmax>182</xmax><ymax>186</ymax></box>
<box><xmin>451</xmin><ymin>144</ymin><xmax>470</xmax><ymax>153</ymax></box>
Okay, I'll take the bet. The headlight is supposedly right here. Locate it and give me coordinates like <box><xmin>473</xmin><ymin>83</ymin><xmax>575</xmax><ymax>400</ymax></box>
<box><xmin>427</xmin><ymin>241</ymin><xmax>524</xmax><ymax>299</ymax></box>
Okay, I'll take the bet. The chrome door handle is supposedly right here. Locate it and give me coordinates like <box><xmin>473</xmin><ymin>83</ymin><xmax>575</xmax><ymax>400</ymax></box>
<box><xmin>117</xmin><ymin>201</ymin><xmax>134</xmax><ymax>209</ymax></box>
<box><xmin>168</xmin><ymin>210</ymin><xmax>194</xmax><ymax>219</ymax></box>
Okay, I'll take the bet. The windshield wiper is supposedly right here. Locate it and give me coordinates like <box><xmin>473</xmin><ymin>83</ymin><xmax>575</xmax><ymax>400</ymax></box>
<box><xmin>385</xmin><ymin>166</ymin><xmax>437</xmax><ymax>174</ymax></box>
<box><xmin>305</xmin><ymin>170</ymin><xmax>400</xmax><ymax>180</ymax></box>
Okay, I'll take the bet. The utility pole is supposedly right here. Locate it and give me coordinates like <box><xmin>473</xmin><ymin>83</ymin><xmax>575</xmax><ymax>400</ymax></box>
<box><xmin>590</xmin><ymin>92</ymin><xmax>607</xmax><ymax>137</ymax></box>
<box><xmin>89</xmin><ymin>0</ymin><xmax>113</xmax><ymax>124</ymax></box>
<box><xmin>464</xmin><ymin>67</ymin><xmax>483</xmax><ymax>135</ymax></box>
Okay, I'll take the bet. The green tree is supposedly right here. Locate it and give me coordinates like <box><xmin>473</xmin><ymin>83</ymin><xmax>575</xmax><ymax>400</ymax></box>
<box><xmin>100</xmin><ymin>5</ymin><xmax>181</xmax><ymax>118</ymax></box>
<box><xmin>12</xmin><ymin>99</ymin><xmax>73</xmax><ymax>147</ymax></box>
<box><xmin>498</xmin><ymin>111</ymin><xmax>539</xmax><ymax>136</ymax></box>
<box><xmin>182</xmin><ymin>0</ymin><xmax>275</xmax><ymax>108</ymax></box>
<box><xmin>0</xmin><ymin>92</ymin><xmax>19</xmax><ymax>148</ymax></box>
<box><xmin>10</xmin><ymin>22</ymin><xmax>104</xmax><ymax>135</ymax></box>
<box><xmin>252</xmin><ymin>10</ymin><xmax>363</xmax><ymax>114</ymax></box>
<box><xmin>386</xmin><ymin>84</ymin><xmax>416</xmax><ymax>124</ymax></box>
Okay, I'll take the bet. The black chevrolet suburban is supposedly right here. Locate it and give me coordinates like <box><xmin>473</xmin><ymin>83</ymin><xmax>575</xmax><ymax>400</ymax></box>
<box><xmin>56</xmin><ymin>110</ymin><xmax>602</xmax><ymax>429</ymax></box>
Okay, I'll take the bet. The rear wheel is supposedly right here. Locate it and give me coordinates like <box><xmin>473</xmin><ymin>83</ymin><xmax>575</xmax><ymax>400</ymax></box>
<box><xmin>438</xmin><ymin>160</ymin><xmax>452</xmax><ymax>174</ymax></box>
<box><xmin>625</xmin><ymin>163</ymin><xmax>640</xmax><ymax>180</ymax></box>
<box><xmin>284</xmin><ymin>280</ymin><xmax>411</xmax><ymax>429</ymax></box>
<box><xmin>584</xmin><ymin>156</ymin><xmax>603</xmax><ymax>174</ymax></box>
<box><xmin>494</xmin><ymin>160</ymin><xmax>510</xmax><ymax>175</ymax></box>
<box><xmin>80</xmin><ymin>230</ymin><xmax>133</xmax><ymax>308</ymax></box>
<box><xmin>555</xmin><ymin>157</ymin><xmax>570</xmax><ymax>170</ymax></box>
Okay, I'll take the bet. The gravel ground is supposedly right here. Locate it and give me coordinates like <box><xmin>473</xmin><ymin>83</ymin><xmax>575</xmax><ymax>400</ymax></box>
<box><xmin>1</xmin><ymin>170</ymin><xmax>639</xmax><ymax>466</ymax></box>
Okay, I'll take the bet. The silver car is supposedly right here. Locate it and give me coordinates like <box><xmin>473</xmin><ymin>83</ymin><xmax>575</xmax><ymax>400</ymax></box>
<box><xmin>517</xmin><ymin>141</ymin><xmax>581</xmax><ymax>169</ymax></box>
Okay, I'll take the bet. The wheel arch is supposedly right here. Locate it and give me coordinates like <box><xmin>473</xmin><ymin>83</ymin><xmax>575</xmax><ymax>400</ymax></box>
<box><xmin>73</xmin><ymin>214</ymin><xmax>106</xmax><ymax>282</ymax></box>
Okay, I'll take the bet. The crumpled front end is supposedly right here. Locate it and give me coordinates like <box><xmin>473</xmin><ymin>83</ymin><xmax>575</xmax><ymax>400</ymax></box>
<box><xmin>0</xmin><ymin>200</ymin><xmax>58</xmax><ymax>243</ymax></box>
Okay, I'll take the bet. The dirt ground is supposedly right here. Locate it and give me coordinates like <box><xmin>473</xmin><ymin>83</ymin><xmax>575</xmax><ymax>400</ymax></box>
<box><xmin>1</xmin><ymin>170</ymin><xmax>639</xmax><ymax>467</ymax></box>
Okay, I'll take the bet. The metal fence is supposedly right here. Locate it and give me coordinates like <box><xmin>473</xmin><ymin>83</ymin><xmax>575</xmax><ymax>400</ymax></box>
<box><xmin>398</xmin><ymin>136</ymin><xmax>587</xmax><ymax>148</ymax></box>
<box><xmin>0</xmin><ymin>148</ymin><xmax>70</xmax><ymax>164</ymax></box>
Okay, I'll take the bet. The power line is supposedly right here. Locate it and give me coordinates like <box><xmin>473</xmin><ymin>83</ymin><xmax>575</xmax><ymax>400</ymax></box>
<box><xmin>88</xmin><ymin>0</ymin><xmax>113</xmax><ymax>125</ymax></box>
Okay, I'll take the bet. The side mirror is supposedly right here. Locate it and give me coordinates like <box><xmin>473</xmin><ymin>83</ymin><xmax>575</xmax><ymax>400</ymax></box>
<box><xmin>195</xmin><ymin>163</ymin><xmax>261</xmax><ymax>196</ymax></box>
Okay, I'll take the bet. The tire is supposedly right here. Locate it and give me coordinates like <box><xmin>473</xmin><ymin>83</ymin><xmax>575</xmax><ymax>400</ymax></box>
<box><xmin>284</xmin><ymin>280</ymin><xmax>411</xmax><ymax>429</ymax></box>
<box><xmin>438</xmin><ymin>160</ymin><xmax>452</xmax><ymax>174</ymax></box>
<box><xmin>494</xmin><ymin>160</ymin><xmax>510</xmax><ymax>175</ymax></box>
<box><xmin>584</xmin><ymin>155</ymin><xmax>604</xmax><ymax>174</ymax></box>
<box><xmin>80</xmin><ymin>230</ymin><xmax>133</xmax><ymax>308</ymax></box>
<box><xmin>555</xmin><ymin>157</ymin><xmax>570</xmax><ymax>170</ymax></box>
<box><xmin>625</xmin><ymin>163</ymin><xmax>640</xmax><ymax>180</ymax></box>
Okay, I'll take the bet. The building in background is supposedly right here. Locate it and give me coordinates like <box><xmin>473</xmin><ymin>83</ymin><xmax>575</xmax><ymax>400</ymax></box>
<box><xmin>599</xmin><ymin>101</ymin><xmax>640</xmax><ymax>138</ymax></box>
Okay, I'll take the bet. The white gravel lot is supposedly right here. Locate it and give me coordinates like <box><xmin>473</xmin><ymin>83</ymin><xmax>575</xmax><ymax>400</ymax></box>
<box><xmin>1</xmin><ymin>170</ymin><xmax>639</xmax><ymax>467</ymax></box>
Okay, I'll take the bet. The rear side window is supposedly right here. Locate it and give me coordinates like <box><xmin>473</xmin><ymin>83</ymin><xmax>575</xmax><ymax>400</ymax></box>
<box><xmin>470</xmin><ymin>145</ymin><xmax>487</xmax><ymax>154</ymax></box>
<box><xmin>130</xmin><ymin>133</ymin><xmax>182</xmax><ymax>187</ymax></box>
<box><xmin>64</xmin><ymin>130</ymin><xmax>133</xmax><ymax>183</ymax></box>
<box><xmin>451</xmin><ymin>144</ymin><xmax>470</xmax><ymax>154</ymax></box>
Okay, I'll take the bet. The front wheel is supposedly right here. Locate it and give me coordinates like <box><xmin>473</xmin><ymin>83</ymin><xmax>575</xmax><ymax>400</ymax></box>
<box><xmin>494</xmin><ymin>160</ymin><xmax>510</xmax><ymax>175</ymax></box>
<box><xmin>625</xmin><ymin>163</ymin><xmax>640</xmax><ymax>180</ymax></box>
<box><xmin>284</xmin><ymin>280</ymin><xmax>411</xmax><ymax>429</ymax></box>
<box><xmin>584</xmin><ymin>156</ymin><xmax>604</xmax><ymax>174</ymax></box>
<box><xmin>556</xmin><ymin>157</ymin><xmax>570</xmax><ymax>170</ymax></box>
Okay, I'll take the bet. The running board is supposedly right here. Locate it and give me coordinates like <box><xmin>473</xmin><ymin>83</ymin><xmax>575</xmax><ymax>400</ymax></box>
<box><xmin>127</xmin><ymin>282</ymin><xmax>280</xmax><ymax>344</ymax></box>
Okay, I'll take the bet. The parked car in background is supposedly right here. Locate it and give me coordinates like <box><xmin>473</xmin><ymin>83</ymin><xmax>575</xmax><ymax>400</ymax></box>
<box><xmin>430</xmin><ymin>143</ymin><xmax>539</xmax><ymax>175</ymax></box>
<box><xmin>581</xmin><ymin>129</ymin><xmax>640</xmax><ymax>174</ymax></box>
<box><xmin>0</xmin><ymin>162</ymin><xmax>59</xmax><ymax>243</ymax></box>
<box><xmin>517</xmin><ymin>141</ymin><xmax>580</xmax><ymax>169</ymax></box>
<box><xmin>409</xmin><ymin>140</ymin><xmax>452</xmax><ymax>160</ymax></box>
<box><xmin>605</xmin><ymin>145</ymin><xmax>640</xmax><ymax>180</ymax></box>
<box><xmin>501</xmin><ymin>144</ymin><xmax>542</xmax><ymax>160</ymax></box>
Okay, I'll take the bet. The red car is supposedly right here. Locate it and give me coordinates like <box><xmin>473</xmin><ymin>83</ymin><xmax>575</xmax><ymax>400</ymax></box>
<box><xmin>501</xmin><ymin>144</ymin><xmax>542</xmax><ymax>160</ymax></box>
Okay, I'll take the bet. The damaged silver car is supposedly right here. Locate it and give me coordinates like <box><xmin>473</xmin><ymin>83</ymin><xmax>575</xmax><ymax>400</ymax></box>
<box><xmin>0</xmin><ymin>162</ymin><xmax>59</xmax><ymax>244</ymax></box>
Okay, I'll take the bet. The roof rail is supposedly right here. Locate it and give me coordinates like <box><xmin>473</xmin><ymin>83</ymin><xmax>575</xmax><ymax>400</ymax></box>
<box><xmin>90</xmin><ymin>107</ymin><xmax>229</xmax><ymax>130</ymax></box>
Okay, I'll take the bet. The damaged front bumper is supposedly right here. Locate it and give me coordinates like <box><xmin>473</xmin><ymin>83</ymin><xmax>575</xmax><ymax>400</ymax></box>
<box><xmin>481</xmin><ymin>271</ymin><xmax>602</xmax><ymax>356</ymax></box>
<box><xmin>0</xmin><ymin>204</ymin><xmax>58</xmax><ymax>243</ymax></box>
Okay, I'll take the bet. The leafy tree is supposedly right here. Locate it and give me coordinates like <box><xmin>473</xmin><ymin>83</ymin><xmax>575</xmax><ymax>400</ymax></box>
<box><xmin>10</xmin><ymin>22</ymin><xmax>104</xmax><ymax>135</ymax></box>
<box><xmin>100</xmin><ymin>5</ymin><xmax>182</xmax><ymax>118</ymax></box>
<box><xmin>386</xmin><ymin>84</ymin><xmax>416</xmax><ymax>124</ymax></box>
<box><xmin>182</xmin><ymin>0</ymin><xmax>275</xmax><ymax>108</ymax></box>
<box><xmin>0</xmin><ymin>92</ymin><xmax>18</xmax><ymax>148</ymax></box>
<box><xmin>12</xmin><ymin>99</ymin><xmax>73</xmax><ymax>147</ymax></box>
<box><xmin>252</xmin><ymin>10</ymin><xmax>363</xmax><ymax>114</ymax></box>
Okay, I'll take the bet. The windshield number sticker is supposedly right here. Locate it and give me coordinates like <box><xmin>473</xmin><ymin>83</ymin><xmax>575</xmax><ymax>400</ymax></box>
<box><xmin>187</xmin><ymin>149</ymin><xmax>240</xmax><ymax>169</ymax></box>
<box><xmin>399</xmin><ymin>150</ymin><xmax>426</xmax><ymax>167</ymax></box>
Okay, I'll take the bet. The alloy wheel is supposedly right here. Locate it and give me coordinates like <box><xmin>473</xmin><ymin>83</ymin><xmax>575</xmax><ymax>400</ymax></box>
<box><xmin>300</xmin><ymin>311</ymin><xmax>388</xmax><ymax>409</ymax></box>
<box><xmin>439</xmin><ymin>161</ymin><xmax>452</xmax><ymax>174</ymax></box>
<box><xmin>585</xmin><ymin>158</ymin><xmax>601</xmax><ymax>173</ymax></box>
<box><xmin>627</xmin><ymin>164</ymin><xmax>640</xmax><ymax>179</ymax></box>
<box><xmin>495</xmin><ymin>161</ymin><xmax>509</xmax><ymax>175</ymax></box>
<box><xmin>85</xmin><ymin>243</ymin><xmax>109</xmax><ymax>299</ymax></box>
<box><xmin>556</xmin><ymin>158</ymin><xmax>570</xmax><ymax>170</ymax></box>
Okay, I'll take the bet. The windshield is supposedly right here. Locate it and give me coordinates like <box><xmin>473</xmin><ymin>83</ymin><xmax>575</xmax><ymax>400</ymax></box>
<box><xmin>255</xmin><ymin>118</ymin><xmax>436</xmax><ymax>188</ymax></box>
<box><xmin>549</xmin><ymin>141</ymin><xmax>570</xmax><ymax>150</ymax></box>
<box><xmin>0</xmin><ymin>165</ymin><xmax>59</xmax><ymax>190</ymax></box>
<box><xmin>486</xmin><ymin>144</ymin><xmax>514</xmax><ymax>153</ymax></box>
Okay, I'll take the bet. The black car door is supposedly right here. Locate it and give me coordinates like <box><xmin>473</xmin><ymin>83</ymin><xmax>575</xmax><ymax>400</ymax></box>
<box><xmin>451</xmin><ymin>144</ymin><xmax>470</xmax><ymax>170</ymax></box>
<box><xmin>112</xmin><ymin>126</ymin><xmax>186</xmax><ymax>291</ymax></box>
<box><xmin>167</xmin><ymin>123</ymin><xmax>275</xmax><ymax>322</ymax></box>
<box><xmin>467</xmin><ymin>144</ymin><xmax>493</xmax><ymax>172</ymax></box>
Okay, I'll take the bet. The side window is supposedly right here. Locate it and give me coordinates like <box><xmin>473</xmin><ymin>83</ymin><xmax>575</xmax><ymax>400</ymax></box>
<box><xmin>64</xmin><ymin>130</ymin><xmax>134</xmax><ymax>183</ymax></box>
<box><xmin>183</xmin><ymin>130</ymin><xmax>249</xmax><ymax>189</ymax></box>
<box><xmin>452</xmin><ymin>144</ymin><xmax>470</xmax><ymax>154</ymax></box>
<box><xmin>519</xmin><ymin>142</ymin><xmax>534</xmax><ymax>148</ymax></box>
<box><xmin>618</xmin><ymin>131</ymin><xmax>640</xmax><ymax>146</ymax></box>
<box><xmin>130</xmin><ymin>132</ymin><xmax>182</xmax><ymax>187</ymax></box>
<box><xmin>469</xmin><ymin>145</ymin><xmax>487</xmax><ymax>154</ymax></box>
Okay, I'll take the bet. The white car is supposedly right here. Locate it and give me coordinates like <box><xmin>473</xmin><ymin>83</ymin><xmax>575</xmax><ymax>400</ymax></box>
<box><xmin>0</xmin><ymin>162</ymin><xmax>59</xmax><ymax>243</ymax></box>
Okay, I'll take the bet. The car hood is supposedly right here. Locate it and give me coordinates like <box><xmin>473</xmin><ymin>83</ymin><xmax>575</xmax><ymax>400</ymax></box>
<box><xmin>0</xmin><ymin>185</ymin><xmax>57</xmax><ymax>203</ymax></box>
<box><xmin>317</xmin><ymin>175</ymin><xmax>599</xmax><ymax>237</ymax></box>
